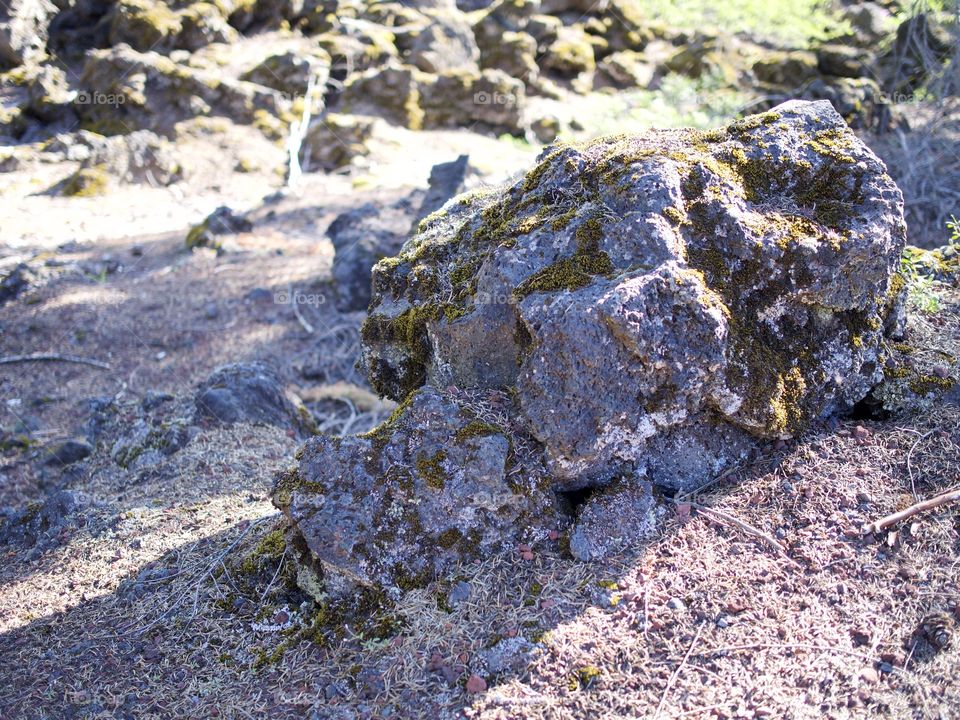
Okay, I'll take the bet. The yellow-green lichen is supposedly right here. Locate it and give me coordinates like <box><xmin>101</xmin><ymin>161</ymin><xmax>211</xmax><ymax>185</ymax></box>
<box><xmin>62</xmin><ymin>164</ymin><xmax>110</xmax><ymax>197</ymax></box>
<box><xmin>454</xmin><ymin>420</ymin><xmax>502</xmax><ymax>443</ymax></box>
<box><xmin>415</xmin><ymin>450</ymin><xmax>448</xmax><ymax>490</ymax></box>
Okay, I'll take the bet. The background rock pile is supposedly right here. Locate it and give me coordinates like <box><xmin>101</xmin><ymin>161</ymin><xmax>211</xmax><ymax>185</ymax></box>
<box><xmin>2</xmin><ymin>0</ymin><xmax>957</xmax><ymax>243</ymax></box>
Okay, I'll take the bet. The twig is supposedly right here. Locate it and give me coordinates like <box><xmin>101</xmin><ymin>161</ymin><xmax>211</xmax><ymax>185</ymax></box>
<box><xmin>904</xmin><ymin>429</ymin><xmax>936</xmax><ymax>499</ymax></box>
<box><xmin>675</xmin><ymin>499</ymin><xmax>801</xmax><ymax>568</ymax></box>
<box><xmin>259</xmin><ymin>546</ymin><xmax>288</xmax><ymax>606</ymax></box>
<box><xmin>655</xmin><ymin>625</ymin><xmax>704</xmax><ymax>719</ymax></box>
<box><xmin>697</xmin><ymin>641</ymin><xmax>905</xmax><ymax>673</ymax></box>
<box><xmin>0</xmin><ymin>353</ymin><xmax>111</xmax><ymax>370</ymax></box>
<box><xmin>861</xmin><ymin>488</ymin><xmax>960</xmax><ymax>536</ymax></box>
<box><xmin>290</xmin><ymin>284</ymin><xmax>315</xmax><ymax>334</ymax></box>
<box><xmin>121</xmin><ymin>517</ymin><xmax>271</xmax><ymax>636</ymax></box>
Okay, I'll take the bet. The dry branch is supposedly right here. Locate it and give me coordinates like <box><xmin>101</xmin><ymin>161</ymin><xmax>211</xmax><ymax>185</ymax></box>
<box><xmin>861</xmin><ymin>488</ymin><xmax>960</xmax><ymax>535</ymax></box>
<box><xmin>676</xmin><ymin>499</ymin><xmax>801</xmax><ymax>568</ymax></box>
<box><xmin>0</xmin><ymin>353</ymin><xmax>111</xmax><ymax>369</ymax></box>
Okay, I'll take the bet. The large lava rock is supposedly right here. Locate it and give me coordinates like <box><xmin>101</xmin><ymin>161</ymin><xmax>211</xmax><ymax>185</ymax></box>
<box><xmin>360</xmin><ymin>99</ymin><xmax>906</xmax><ymax>489</ymax></box>
<box><xmin>277</xmin><ymin>100</ymin><xmax>906</xmax><ymax>596</ymax></box>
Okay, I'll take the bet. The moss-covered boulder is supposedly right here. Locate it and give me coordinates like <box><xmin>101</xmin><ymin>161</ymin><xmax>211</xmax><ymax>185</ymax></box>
<box><xmin>0</xmin><ymin>0</ymin><xmax>55</xmax><ymax>67</ymax></box>
<box><xmin>275</xmin><ymin>386</ymin><xmax>559</xmax><ymax>598</ymax></box>
<box><xmin>360</xmin><ymin>100</ymin><xmax>906</xmax><ymax>489</ymax></box>
<box><xmin>302</xmin><ymin>112</ymin><xmax>378</xmax><ymax>171</ymax></box>
<box><xmin>107</xmin><ymin>0</ymin><xmax>238</xmax><ymax>53</ymax></box>
<box><xmin>76</xmin><ymin>44</ymin><xmax>289</xmax><ymax>134</ymax></box>
<box><xmin>752</xmin><ymin>50</ymin><xmax>819</xmax><ymax>88</ymax></box>
<box><xmin>407</xmin><ymin>8</ymin><xmax>480</xmax><ymax>73</ymax></box>
<box><xmin>541</xmin><ymin>26</ymin><xmax>596</xmax><ymax>77</ymax></box>
<box><xmin>339</xmin><ymin>61</ymin><xmax>527</xmax><ymax>134</ymax></box>
<box><xmin>241</xmin><ymin>48</ymin><xmax>331</xmax><ymax>96</ymax></box>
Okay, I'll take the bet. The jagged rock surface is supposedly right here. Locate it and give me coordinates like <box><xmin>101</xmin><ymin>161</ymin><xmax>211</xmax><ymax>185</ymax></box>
<box><xmin>278</xmin><ymin>100</ymin><xmax>907</xmax><ymax>598</ymax></box>
<box><xmin>360</xmin><ymin>100</ymin><xmax>906</xmax><ymax>489</ymax></box>
<box><xmin>276</xmin><ymin>387</ymin><xmax>559</xmax><ymax>598</ymax></box>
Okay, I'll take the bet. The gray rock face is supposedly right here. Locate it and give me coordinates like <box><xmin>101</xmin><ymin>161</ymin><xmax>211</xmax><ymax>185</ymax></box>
<box><xmin>276</xmin><ymin>386</ymin><xmax>559</xmax><ymax>598</ymax></box>
<box><xmin>360</xmin><ymin>100</ymin><xmax>906</xmax><ymax>490</ymax></box>
<box><xmin>279</xmin><ymin>100</ymin><xmax>906</xmax><ymax>599</ymax></box>
<box><xmin>329</xmin><ymin>196</ymin><xmax>420</xmax><ymax>312</ymax></box>
<box><xmin>0</xmin><ymin>0</ymin><xmax>55</xmax><ymax>66</ymax></box>
<box><xmin>195</xmin><ymin>362</ymin><xmax>315</xmax><ymax>437</ymax></box>
<box><xmin>408</xmin><ymin>9</ymin><xmax>480</xmax><ymax>73</ymax></box>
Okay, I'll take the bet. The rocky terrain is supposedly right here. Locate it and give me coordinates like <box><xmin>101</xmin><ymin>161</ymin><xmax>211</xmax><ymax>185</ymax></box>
<box><xmin>1</xmin><ymin>0</ymin><xmax>960</xmax><ymax>718</ymax></box>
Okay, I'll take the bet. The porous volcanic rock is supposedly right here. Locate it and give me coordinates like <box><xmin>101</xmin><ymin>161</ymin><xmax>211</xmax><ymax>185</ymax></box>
<box><xmin>275</xmin><ymin>386</ymin><xmax>559</xmax><ymax>598</ymax></box>
<box><xmin>278</xmin><ymin>100</ymin><xmax>906</xmax><ymax>597</ymax></box>
<box><xmin>360</xmin><ymin>99</ymin><xmax>906</xmax><ymax>489</ymax></box>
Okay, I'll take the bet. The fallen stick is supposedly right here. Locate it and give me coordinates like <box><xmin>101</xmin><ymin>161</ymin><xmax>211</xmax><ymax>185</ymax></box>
<box><xmin>677</xmin><ymin>499</ymin><xmax>801</xmax><ymax>569</ymax></box>
<box><xmin>861</xmin><ymin>488</ymin><xmax>960</xmax><ymax>535</ymax></box>
<box><xmin>0</xmin><ymin>353</ymin><xmax>111</xmax><ymax>370</ymax></box>
<box><xmin>654</xmin><ymin>625</ymin><xmax>704</xmax><ymax>720</ymax></box>
<box><xmin>289</xmin><ymin>284</ymin><xmax>315</xmax><ymax>334</ymax></box>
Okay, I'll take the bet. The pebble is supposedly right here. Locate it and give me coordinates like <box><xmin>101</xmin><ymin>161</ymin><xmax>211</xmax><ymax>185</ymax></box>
<box><xmin>203</xmin><ymin>302</ymin><xmax>219</xmax><ymax>319</ymax></box>
<box><xmin>465</xmin><ymin>675</ymin><xmax>487</xmax><ymax>693</ymax></box>
<box><xmin>859</xmin><ymin>667</ymin><xmax>879</xmax><ymax>684</ymax></box>
<box><xmin>447</xmin><ymin>581</ymin><xmax>472</xmax><ymax>607</ymax></box>
<box><xmin>667</xmin><ymin>597</ymin><xmax>686</xmax><ymax>611</ymax></box>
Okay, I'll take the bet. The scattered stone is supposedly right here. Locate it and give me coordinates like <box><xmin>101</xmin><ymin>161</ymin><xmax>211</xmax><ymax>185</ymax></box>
<box><xmin>408</xmin><ymin>9</ymin><xmax>480</xmax><ymax>73</ymax></box>
<box><xmin>447</xmin><ymin>580</ymin><xmax>472</xmax><ymax>607</ymax></box>
<box><xmin>340</xmin><ymin>61</ymin><xmax>527</xmax><ymax>134</ymax></box>
<box><xmin>0</xmin><ymin>263</ymin><xmax>33</xmax><ymax>305</ymax></box>
<box><xmin>0</xmin><ymin>0</ymin><xmax>55</xmax><ymax>66</ymax></box>
<box><xmin>77</xmin><ymin>44</ymin><xmax>288</xmax><ymax>134</ymax></box>
<box><xmin>817</xmin><ymin>43</ymin><xmax>873</xmax><ymax>79</ymax></box>
<box><xmin>413</xmin><ymin>155</ymin><xmax>470</xmax><ymax>229</ymax></box>
<box><xmin>40</xmin><ymin>438</ymin><xmax>93</xmax><ymax>467</ymax></box>
<box><xmin>195</xmin><ymin>362</ymin><xmax>316</xmax><ymax>437</ymax></box>
<box><xmin>303</xmin><ymin>113</ymin><xmax>379</xmax><ymax>172</ymax></box>
<box><xmin>568</xmin><ymin>478</ymin><xmax>663</xmax><ymax>561</ymax></box>
<box><xmin>752</xmin><ymin>50</ymin><xmax>819</xmax><ymax>87</ymax></box>
<box><xmin>111</xmin><ymin>418</ymin><xmax>190</xmax><ymax>470</ymax></box>
<box><xmin>241</xmin><ymin>48</ymin><xmax>332</xmax><ymax>96</ymax></box>
<box><xmin>0</xmin><ymin>490</ymin><xmax>90</xmax><ymax>548</ymax></box>
<box><xmin>328</xmin><ymin>195</ymin><xmax>419</xmax><ymax>312</ymax></box>
<box><xmin>186</xmin><ymin>205</ymin><xmax>252</xmax><ymax>250</ymax></box>
<box><xmin>597</xmin><ymin>50</ymin><xmax>656</xmax><ymax>89</ymax></box>
<box><xmin>541</xmin><ymin>26</ymin><xmax>596</xmax><ymax>77</ymax></box>
<box><xmin>465</xmin><ymin>674</ymin><xmax>487</xmax><ymax>693</ymax></box>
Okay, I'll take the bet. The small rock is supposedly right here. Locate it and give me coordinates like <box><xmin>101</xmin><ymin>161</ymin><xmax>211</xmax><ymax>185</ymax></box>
<box><xmin>853</xmin><ymin>425</ymin><xmax>871</xmax><ymax>441</ymax></box>
<box><xmin>448</xmin><ymin>580</ymin><xmax>472</xmax><ymax>607</ymax></box>
<box><xmin>244</xmin><ymin>287</ymin><xmax>273</xmax><ymax>303</ymax></box>
<box><xmin>203</xmin><ymin>302</ymin><xmax>219</xmax><ymax>319</ymax></box>
<box><xmin>667</xmin><ymin>597</ymin><xmax>686</xmax><ymax>611</ymax></box>
<box><xmin>859</xmin><ymin>667</ymin><xmax>879</xmax><ymax>684</ymax></box>
<box><xmin>194</xmin><ymin>362</ymin><xmax>316</xmax><ymax>437</ymax></box>
<box><xmin>465</xmin><ymin>674</ymin><xmax>487</xmax><ymax>693</ymax></box>
<box><xmin>40</xmin><ymin>438</ymin><xmax>93</xmax><ymax>466</ymax></box>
